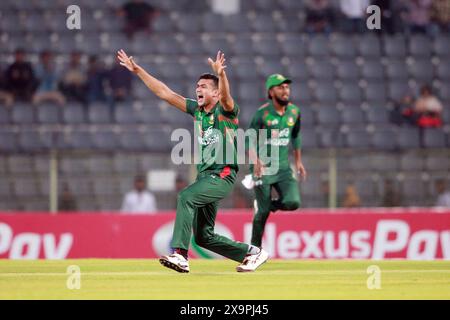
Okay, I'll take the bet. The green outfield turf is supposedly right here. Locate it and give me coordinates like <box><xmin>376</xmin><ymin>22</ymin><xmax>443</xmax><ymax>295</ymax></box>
<box><xmin>0</xmin><ymin>259</ymin><xmax>449</xmax><ymax>299</ymax></box>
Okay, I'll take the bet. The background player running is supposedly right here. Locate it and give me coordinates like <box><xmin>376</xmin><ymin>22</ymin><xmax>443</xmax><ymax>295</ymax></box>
<box><xmin>247</xmin><ymin>74</ymin><xmax>307</xmax><ymax>249</ymax></box>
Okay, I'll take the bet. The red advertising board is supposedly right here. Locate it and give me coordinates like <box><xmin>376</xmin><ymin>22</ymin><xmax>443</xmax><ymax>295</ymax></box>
<box><xmin>0</xmin><ymin>209</ymin><xmax>449</xmax><ymax>260</ymax></box>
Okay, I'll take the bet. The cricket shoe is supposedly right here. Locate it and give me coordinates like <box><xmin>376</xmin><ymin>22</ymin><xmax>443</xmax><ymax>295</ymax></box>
<box><xmin>236</xmin><ymin>248</ymin><xmax>269</xmax><ymax>272</ymax></box>
<box><xmin>159</xmin><ymin>253</ymin><xmax>190</xmax><ymax>273</ymax></box>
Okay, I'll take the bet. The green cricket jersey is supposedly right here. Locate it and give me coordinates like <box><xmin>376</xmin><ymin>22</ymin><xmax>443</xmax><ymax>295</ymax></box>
<box><xmin>247</xmin><ymin>101</ymin><xmax>302</xmax><ymax>182</ymax></box>
<box><xmin>186</xmin><ymin>98</ymin><xmax>240</xmax><ymax>174</ymax></box>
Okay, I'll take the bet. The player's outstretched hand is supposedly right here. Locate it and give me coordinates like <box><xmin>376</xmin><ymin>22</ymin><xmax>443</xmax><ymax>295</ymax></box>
<box><xmin>208</xmin><ymin>51</ymin><xmax>227</xmax><ymax>76</ymax></box>
<box><xmin>117</xmin><ymin>49</ymin><xmax>139</xmax><ymax>73</ymax></box>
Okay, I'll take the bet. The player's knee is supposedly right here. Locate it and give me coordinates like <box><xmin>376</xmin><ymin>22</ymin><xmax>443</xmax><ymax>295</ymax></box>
<box><xmin>282</xmin><ymin>199</ymin><xmax>300</xmax><ymax>211</ymax></box>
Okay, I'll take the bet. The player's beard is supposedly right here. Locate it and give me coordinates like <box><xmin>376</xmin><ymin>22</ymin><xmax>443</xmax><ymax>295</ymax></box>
<box><xmin>274</xmin><ymin>95</ymin><xmax>289</xmax><ymax>106</ymax></box>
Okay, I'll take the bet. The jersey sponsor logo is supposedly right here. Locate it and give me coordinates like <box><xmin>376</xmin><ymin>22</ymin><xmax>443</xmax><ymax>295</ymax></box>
<box><xmin>198</xmin><ymin>127</ymin><xmax>220</xmax><ymax>146</ymax></box>
<box><xmin>267</xmin><ymin>119</ymin><xmax>279</xmax><ymax>126</ymax></box>
<box><xmin>266</xmin><ymin>128</ymin><xmax>290</xmax><ymax>146</ymax></box>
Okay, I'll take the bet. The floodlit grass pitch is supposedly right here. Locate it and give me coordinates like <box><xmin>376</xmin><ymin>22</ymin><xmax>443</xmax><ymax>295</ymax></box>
<box><xmin>0</xmin><ymin>259</ymin><xmax>449</xmax><ymax>299</ymax></box>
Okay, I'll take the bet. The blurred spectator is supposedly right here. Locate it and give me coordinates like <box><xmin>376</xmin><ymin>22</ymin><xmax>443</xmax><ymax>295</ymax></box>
<box><xmin>382</xmin><ymin>179</ymin><xmax>402</xmax><ymax>207</ymax></box>
<box><xmin>339</xmin><ymin>0</ymin><xmax>370</xmax><ymax>33</ymax></box>
<box><xmin>86</xmin><ymin>55</ymin><xmax>108</xmax><ymax>104</ymax></box>
<box><xmin>107</xmin><ymin>63</ymin><xmax>133</xmax><ymax>103</ymax></box>
<box><xmin>0</xmin><ymin>64</ymin><xmax>13</xmax><ymax>107</ymax></box>
<box><xmin>401</xmin><ymin>0</ymin><xmax>433</xmax><ymax>34</ymax></box>
<box><xmin>431</xmin><ymin>0</ymin><xmax>450</xmax><ymax>33</ymax></box>
<box><xmin>32</xmin><ymin>51</ymin><xmax>66</xmax><ymax>106</ymax></box>
<box><xmin>435</xmin><ymin>179</ymin><xmax>450</xmax><ymax>207</ymax></box>
<box><xmin>414</xmin><ymin>85</ymin><xmax>443</xmax><ymax>128</ymax></box>
<box><xmin>59</xmin><ymin>183</ymin><xmax>78</xmax><ymax>212</ymax></box>
<box><xmin>342</xmin><ymin>183</ymin><xmax>361</xmax><ymax>208</ymax></box>
<box><xmin>305</xmin><ymin>0</ymin><xmax>335</xmax><ymax>34</ymax></box>
<box><xmin>392</xmin><ymin>93</ymin><xmax>418</xmax><ymax>126</ymax></box>
<box><xmin>60</xmin><ymin>51</ymin><xmax>87</xmax><ymax>104</ymax></box>
<box><xmin>4</xmin><ymin>48</ymin><xmax>36</xmax><ymax>102</ymax></box>
<box><xmin>121</xmin><ymin>174</ymin><xmax>157</xmax><ymax>214</ymax></box>
<box><xmin>118</xmin><ymin>0</ymin><xmax>158</xmax><ymax>39</ymax></box>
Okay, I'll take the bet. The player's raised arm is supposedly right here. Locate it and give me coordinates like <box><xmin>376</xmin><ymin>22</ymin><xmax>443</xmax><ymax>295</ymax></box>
<box><xmin>208</xmin><ymin>51</ymin><xmax>234</xmax><ymax>112</ymax></box>
<box><xmin>117</xmin><ymin>49</ymin><xmax>186</xmax><ymax>112</ymax></box>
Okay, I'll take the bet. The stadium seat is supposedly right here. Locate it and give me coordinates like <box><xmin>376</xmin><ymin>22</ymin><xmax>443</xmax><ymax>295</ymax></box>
<box><xmin>388</xmin><ymin>82</ymin><xmax>412</xmax><ymax>102</ymax></box>
<box><xmin>65</xmin><ymin>130</ymin><xmax>93</xmax><ymax>149</ymax></box>
<box><xmin>0</xmin><ymin>107</ymin><xmax>10</xmax><ymax>124</ymax></box>
<box><xmin>422</xmin><ymin>129</ymin><xmax>446</xmax><ymax>148</ymax></box>
<box><xmin>152</xmin><ymin>14</ymin><xmax>176</xmax><ymax>33</ymax></box>
<box><xmin>60</xmin><ymin>157</ymin><xmax>89</xmax><ymax>174</ymax></box>
<box><xmin>433</xmin><ymin>34</ymin><xmax>450</xmax><ymax>58</ymax></box>
<box><xmin>408</xmin><ymin>35</ymin><xmax>432</xmax><ymax>58</ymax></box>
<box><xmin>314</xmin><ymin>83</ymin><xmax>339</xmax><ymax>104</ymax></box>
<box><xmin>63</xmin><ymin>103</ymin><xmax>86</xmax><ymax>124</ymax></box>
<box><xmin>341</xmin><ymin>107</ymin><xmax>366</xmax><ymax>124</ymax></box>
<box><xmin>383</xmin><ymin>35</ymin><xmax>407</xmax><ymax>58</ymax></box>
<box><xmin>117</xmin><ymin>129</ymin><xmax>145</xmax><ymax>151</ymax></box>
<box><xmin>253</xmin><ymin>38</ymin><xmax>282</xmax><ymax>57</ymax></box>
<box><xmin>318</xmin><ymin>128</ymin><xmax>345</xmax><ymax>148</ymax></box>
<box><xmin>157</xmin><ymin>38</ymin><xmax>183</xmax><ymax>56</ymax></box>
<box><xmin>88</xmin><ymin>103</ymin><xmax>113</xmax><ymax>123</ymax></box>
<box><xmin>201</xmin><ymin>13</ymin><xmax>225</xmax><ymax>33</ymax></box>
<box><xmin>336</xmin><ymin>60</ymin><xmax>359</xmax><ymax>81</ymax></box>
<box><xmin>397</xmin><ymin>127</ymin><xmax>421</xmax><ymax>149</ymax></box>
<box><xmin>408</xmin><ymin>59</ymin><xmax>435</xmax><ymax>84</ymax></box>
<box><xmin>308</xmin><ymin>35</ymin><xmax>330</xmax><ymax>57</ymax></box>
<box><xmin>114</xmin><ymin>104</ymin><xmax>137</xmax><ymax>124</ymax></box>
<box><xmin>385</xmin><ymin>59</ymin><xmax>409</xmax><ymax>81</ymax></box>
<box><xmin>339</xmin><ymin>83</ymin><xmax>363</xmax><ymax>105</ymax></box>
<box><xmin>284</xmin><ymin>61</ymin><xmax>309</xmax><ymax>81</ymax></box>
<box><xmin>315</xmin><ymin>106</ymin><xmax>341</xmax><ymax>127</ymax></box>
<box><xmin>142</xmin><ymin>128</ymin><xmax>172</xmax><ymax>153</ymax></box>
<box><xmin>87</xmin><ymin>156</ymin><xmax>114</xmax><ymax>174</ymax></box>
<box><xmin>399</xmin><ymin>152</ymin><xmax>424</xmax><ymax>171</ymax></box>
<box><xmin>11</xmin><ymin>104</ymin><xmax>35</xmax><ymax>124</ymax></box>
<box><xmin>366</xmin><ymin>106</ymin><xmax>390</xmax><ymax>124</ymax></box>
<box><xmin>18</xmin><ymin>130</ymin><xmax>47</xmax><ymax>152</ymax></box>
<box><xmin>175</xmin><ymin>14</ymin><xmax>202</xmax><ymax>33</ymax></box>
<box><xmin>364</xmin><ymin>82</ymin><xmax>388</xmax><ymax>104</ymax></box>
<box><xmin>232</xmin><ymin>60</ymin><xmax>259</xmax><ymax>80</ymax></box>
<box><xmin>223</xmin><ymin>14</ymin><xmax>252</xmax><ymax>33</ymax></box>
<box><xmin>36</xmin><ymin>103</ymin><xmax>61</xmax><ymax>124</ymax></box>
<box><xmin>344</xmin><ymin>129</ymin><xmax>371</xmax><ymax>149</ymax></box>
<box><xmin>258</xmin><ymin>60</ymin><xmax>286</xmax><ymax>78</ymax></box>
<box><xmin>308</xmin><ymin>61</ymin><xmax>335</xmax><ymax>80</ymax></box>
<box><xmin>91</xmin><ymin>130</ymin><xmax>119</xmax><ymax>151</ymax></box>
<box><xmin>357</xmin><ymin>34</ymin><xmax>382</xmax><ymax>59</ymax></box>
<box><xmin>251</xmin><ymin>14</ymin><xmax>277</xmax><ymax>33</ymax></box>
<box><xmin>361</xmin><ymin>61</ymin><xmax>385</xmax><ymax>81</ymax></box>
<box><xmin>436</xmin><ymin>60</ymin><xmax>450</xmax><ymax>81</ymax></box>
<box><xmin>371</xmin><ymin>129</ymin><xmax>397</xmax><ymax>151</ymax></box>
<box><xmin>330</xmin><ymin>36</ymin><xmax>357</xmax><ymax>59</ymax></box>
<box><xmin>0</xmin><ymin>132</ymin><xmax>17</xmax><ymax>153</ymax></box>
<box><xmin>300</xmin><ymin>129</ymin><xmax>318</xmax><ymax>149</ymax></box>
<box><xmin>425</xmin><ymin>153</ymin><xmax>450</xmax><ymax>172</ymax></box>
<box><xmin>279</xmin><ymin>34</ymin><xmax>306</xmax><ymax>57</ymax></box>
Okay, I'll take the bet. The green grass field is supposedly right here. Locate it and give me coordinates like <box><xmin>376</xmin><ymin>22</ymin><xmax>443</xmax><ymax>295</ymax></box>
<box><xmin>0</xmin><ymin>259</ymin><xmax>449</xmax><ymax>299</ymax></box>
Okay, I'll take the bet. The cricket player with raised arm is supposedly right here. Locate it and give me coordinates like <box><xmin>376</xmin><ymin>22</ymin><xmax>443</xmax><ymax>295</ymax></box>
<box><xmin>246</xmin><ymin>74</ymin><xmax>307</xmax><ymax>249</ymax></box>
<box><xmin>117</xmin><ymin>49</ymin><xmax>268</xmax><ymax>273</ymax></box>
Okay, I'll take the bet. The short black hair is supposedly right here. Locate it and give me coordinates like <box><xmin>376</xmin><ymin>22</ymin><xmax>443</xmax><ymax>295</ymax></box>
<box><xmin>198</xmin><ymin>73</ymin><xmax>219</xmax><ymax>88</ymax></box>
